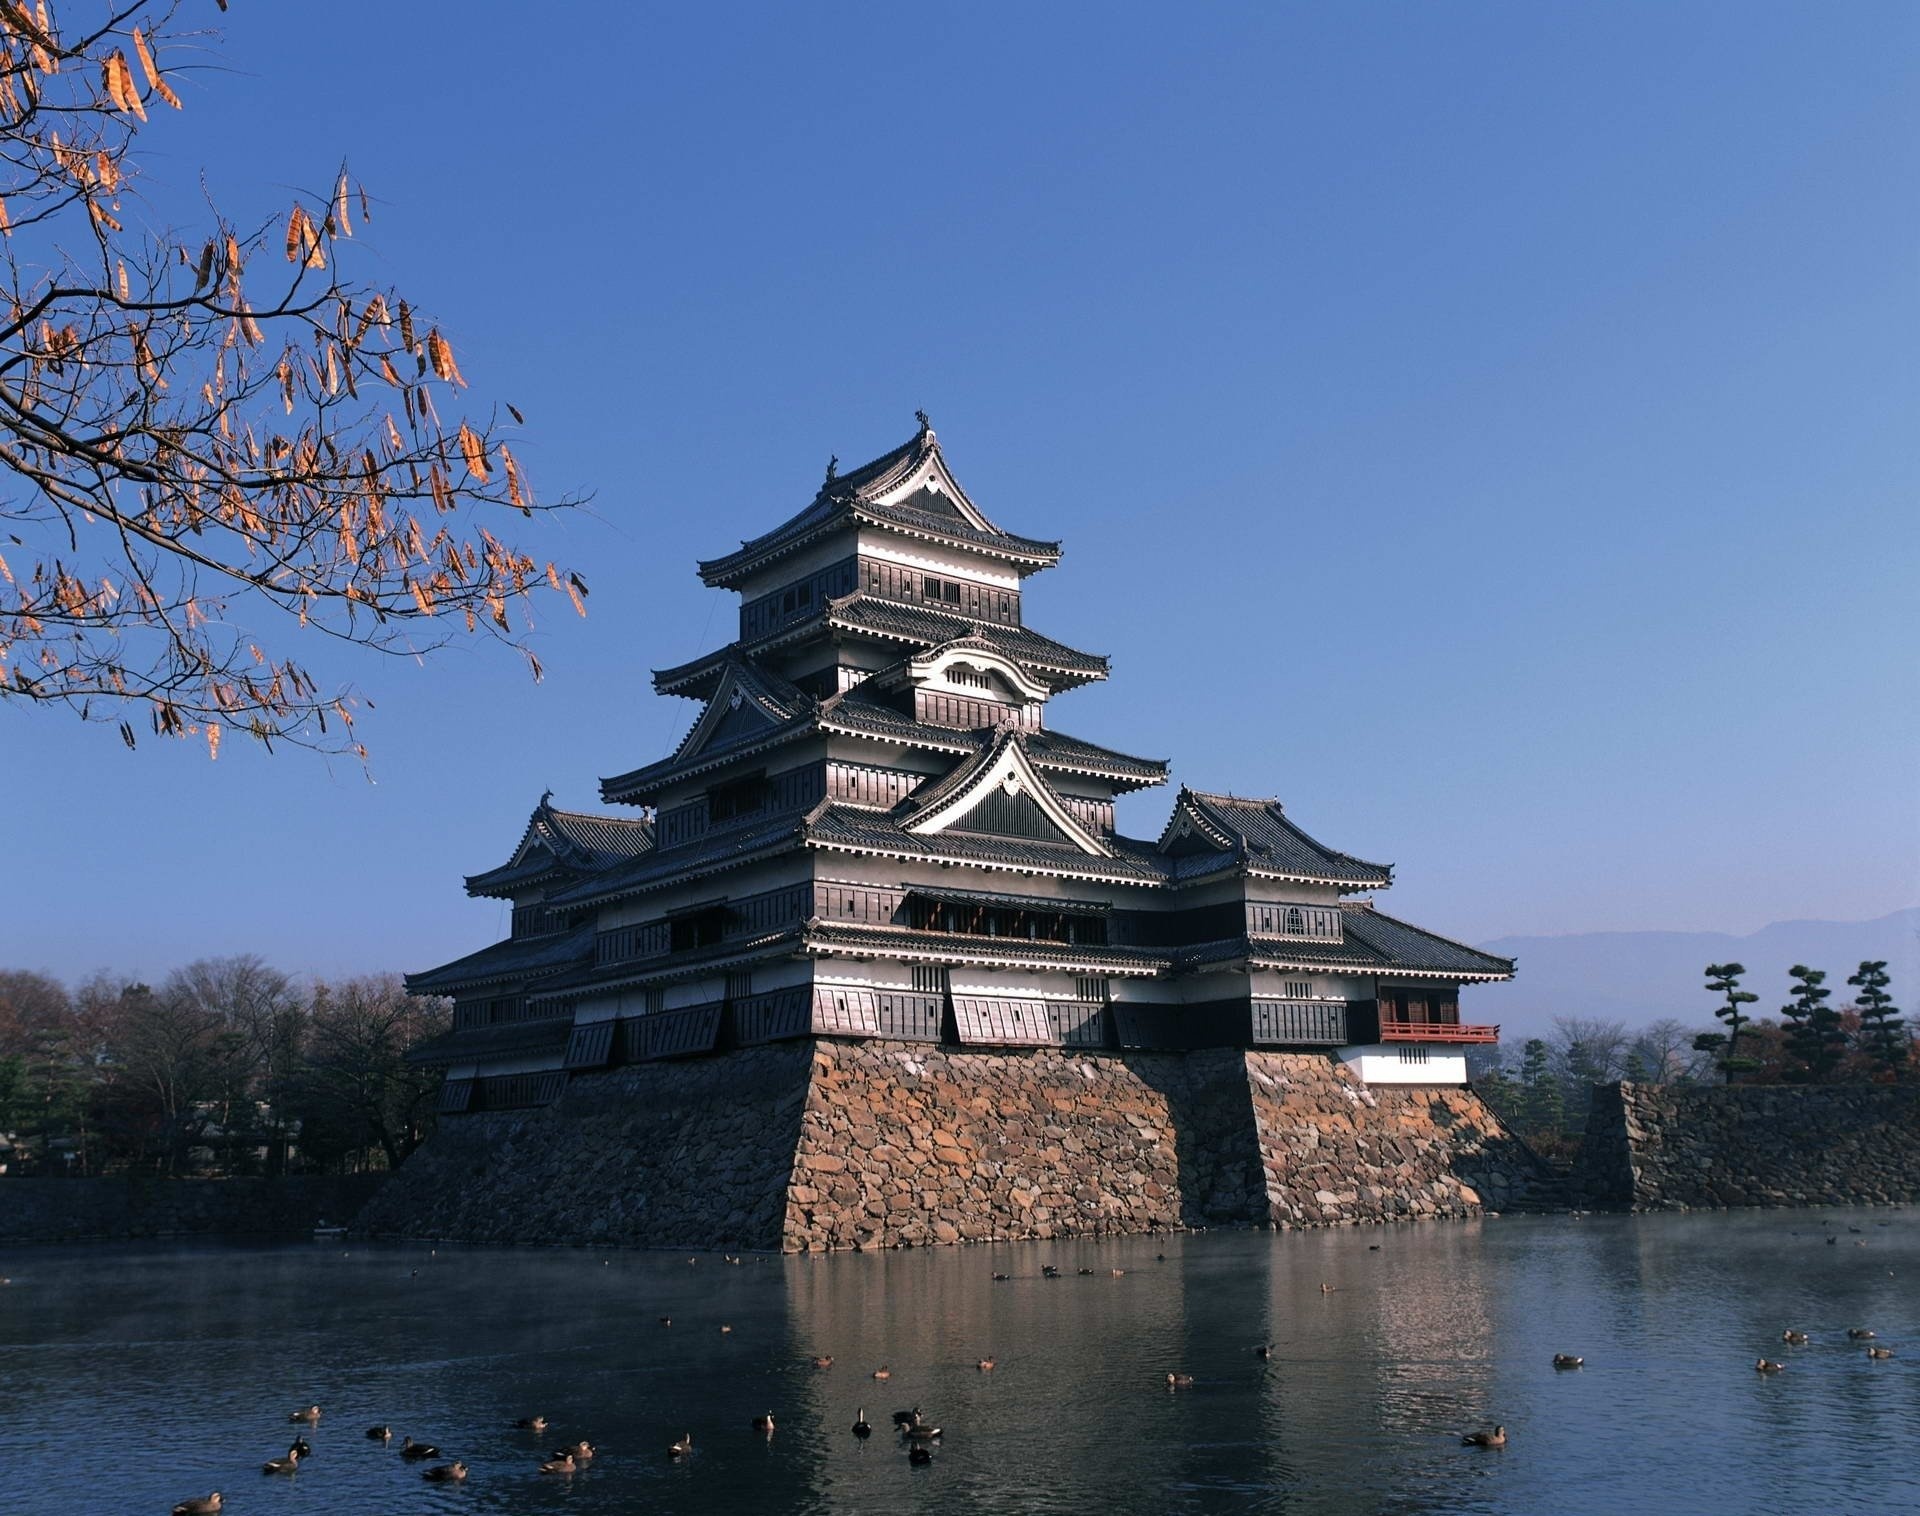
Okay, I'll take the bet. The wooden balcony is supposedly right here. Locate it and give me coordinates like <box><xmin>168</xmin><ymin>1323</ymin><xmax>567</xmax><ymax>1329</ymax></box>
<box><xmin>1378</xmin><ymin>1018</ymin><xmax>1499</xmax><ymax>1045</ymax></box>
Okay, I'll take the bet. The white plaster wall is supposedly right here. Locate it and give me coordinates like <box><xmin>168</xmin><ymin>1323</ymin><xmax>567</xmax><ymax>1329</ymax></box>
<box><xmin>1338</xmin><ymin>1046</ymin><xmax>1469</xmax><ymax>1086</ymax></box>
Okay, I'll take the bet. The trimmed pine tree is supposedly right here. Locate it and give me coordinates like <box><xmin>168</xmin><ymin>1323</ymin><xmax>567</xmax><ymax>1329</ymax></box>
<box><xmin>1847</xmin><ymin>960</ymin><xmax>1907</xmax><ymax>1079</ymax></box>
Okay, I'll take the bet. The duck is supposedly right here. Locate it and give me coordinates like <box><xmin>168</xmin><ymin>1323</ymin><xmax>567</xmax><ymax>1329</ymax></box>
<box><xmin>261</xmin><ymin>1447</ymin><xmax>303</xmax><ymax>1476</ymax></box>
<box><xmin>668</xmin><ymin>1433</ymin><xmax>693</xmax><ymax>1458</ymax></box>
<box><xmin>852</xmin><ymin>1409</ymin><xmax>872</xmax><ymax>1438</ymax></box>
<box><xmin>287</xmin><ymin>1405</ymin><xmax>321</xmax><ymax>1423</ymax></box>
<box><xmin>422</xmin><ymin>1462</ymin><xmax>467</xmax><ymax>1482</ymax></box>
<box><xmin>1552</xmin><ymin>1354</ymin><xmax>1584</xmax><ymax>1369</ymax></box>
<box><xmin>1166</xmin><ymin>1372</ymin><xmax>1195</xmax><ymax>1388</ymax></box>
<box><xmin>1041</xmin><ymin>1264</ymin><xmax>1061</xmax><ymax>1279</ymax></box>
<box><xmin>871</xmin><ymin>1366</ymin><xmax>891</xmax><ymax>1380</ymax></box>
<box><xmin>1320</xmin><ymin>1282</ymin><xmax>1338</xmax><ymax>1294</ymax></box>
<box><xmin>1078</xmin><ymin>1267</ymin><xmax>1095</xmax><ymax>1276</ymax></box>
<box><xmin>1755</xmin><ymin>1358</ymin><xmax>1785</xmax><ymax>1374</ymax></box>
<box><xmin>991</xmin><ymin>1272</ymin><xmax>1010</xmax><ymax>1282</ymax></box>
<box><xmin>171</xmin><ymin>1495</ymin><xmax>221</xmax><ymax>1516</ymax></box>
<box><xmin>289</xmin><ymin>1436</ymin><xmax>312</xmax><ymax>1460</ymax></box>
<box><xmin>908</xmin><ymin>1443</ymin><xmax>934</xmax><ymax>1465</ymax></box>
<box><xmin>1867</xmin><ymin>1345</ymin><xmax>1895</xmax><ymax>1360</ymax></box>
<box><xmin>400</xmin><ymin>1437</ymin><xmax>440</xmax><ymax>1460</ymax></box>
<box><xmin>538</xmin><ymin>1453</ymin><xmax>577</xmax><ymax>1475</ymax></box>
<box><xmin>513</xmin><ymin>1415</ymin><xmax>548</xmax><ymax>1431</ymax></box>
<box><xmin>892</xmin><ymin>1406</ymin><xmax>922</xmax><ymax>1427</ymax></box>
<box><xmin>1253</xmin><ymin>1345</ymin><xmax>1273</xmax><ymax>1360</ymax></box>
<box><xmin>720</xmin><ymin>1324</ymin><xmax>733</xmax><ymax>1334</ymax></box>
<box><xmin>752</xmin><ymin>1410</ymin><xmax>776</xmax><ymax>1433</ymax></box>
<box><xmin>977</xmin><ymin>1357</ymin><xmax>996</xmax><ymax>1372</ymax></box>
<box><xmin>365</xmin><ymin>1424</ymin><xmax>393</xmax><ymax>1441</ymax></box>
<box><xmin>1460</xmin><ymin>1426</ymin><xmax>1507</xmax><ymax>1449</ymax></box>
<box><xmin>553</xmin><ymin>1440</ymin><xmax>595</xmax><ymax>1461</ymax></box>
<box><xmin>1848</xmin><ymin>1328</ymin><xmax>1877</xmax><ymax>1340</ymax></box>
<box><xmin>1782</xmin><ymin>1330</ymin><xmax>1810</xmax><ymax>1346</ymax></box>
<box><xmin>659</xmin><ymin>1315</ymin><xmax>672</xmax><ymax>1327</ymax></box>
<box><xmin>1110</xmin><ymin>1268</ymin><xmax>1127</xmax><ymax>1277</ymax></box>
<box><xmin>903</xmin><ymin>1421</ymin><xmax>942</xmax><ymax>1442</ymax></box>
<box><xmin>812</xmin><ymin>1355</ymin><xmax>834</xmax><ymax>1368</ymax></box>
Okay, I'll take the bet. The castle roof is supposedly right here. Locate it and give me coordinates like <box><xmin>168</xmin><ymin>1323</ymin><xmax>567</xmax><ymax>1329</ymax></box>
<box><xmin>465</xmin><ymin>795</ymin><xmax>656</xmax><ymax>898</ymax></box>
<box><xmin>1178</xmin><ymin>901</ymin><xmax>1514</xmax><ymax>981</ymax></box>
<box><xmin>697</xmin><ymin>422</ymin><xmax>1061</xmax><ymax>588</ymax></box>
<box><xmin>405</xmin><ymin>922</ymin><xmax>598</xmax><ymax>995</ymax></box>
<box><xmin>1156</xmin><ymin>788</ymin><xmax>1392</xmax><ymax>891</ymax></box>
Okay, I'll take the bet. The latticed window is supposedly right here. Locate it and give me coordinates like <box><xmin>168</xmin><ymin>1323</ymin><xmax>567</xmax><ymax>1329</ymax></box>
<box><xmin>1285</xmin><ymin>980</ymin><xmax>1311</xmax><ymax>1000</ymax></box>
<box><xmin>726</xmin><ymin>969</ymin><xmax>753</xmax><ymax>1002</ymax></box>
<box><xmin>912</xmin><ymin>964</ymin><xmax>949</xmax><ymax>996</ymax></box>
<box><xmin>1284</xmin><ymin>907</ymin><xmax>1305</xmax><ymax>934</ymax></box>
<box><xmin>1076</xmin><ymin>977</ymin><xmax>1109</xmax><ymax>1004</ymax></box>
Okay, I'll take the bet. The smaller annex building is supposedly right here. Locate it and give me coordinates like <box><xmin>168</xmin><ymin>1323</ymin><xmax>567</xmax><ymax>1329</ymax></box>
<box><xmin>407</xmin><ymin>420</ymin><xmax>1514</xmax><ymax>1116</ymax></box>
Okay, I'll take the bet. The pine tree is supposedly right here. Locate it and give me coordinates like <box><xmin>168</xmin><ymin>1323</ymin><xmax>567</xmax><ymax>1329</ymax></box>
<box><xmin>1781</xmin><ymin>965</ymin><xmax>1844</xmax><ymax>1082</ymax></box>
<box><xmin>1847</xmin><ymin>961</ymin><xmax>1907</xmax><ymax>1080</ymax></box>
<box><xmin>1520</xmin><ymin>1038</ymin><xmax>1563</xmax><ymax>1136</ymax></box>
<box><xmin>1696</xmin><ymin>963</ymin><xmax>1760</xmax><ymax>1083</ymax></box>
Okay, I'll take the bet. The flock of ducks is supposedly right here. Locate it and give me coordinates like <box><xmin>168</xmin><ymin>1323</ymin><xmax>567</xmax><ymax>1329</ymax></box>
<box><xmin>168</xmin><ymin>1407</ymin><xmax>599</xmax><ymax>1513</ymax></box>
<box><xmin>1757</xmin><ymin>1325</ymin><xmax>1897</xmax><ymax>1374</ymax></box>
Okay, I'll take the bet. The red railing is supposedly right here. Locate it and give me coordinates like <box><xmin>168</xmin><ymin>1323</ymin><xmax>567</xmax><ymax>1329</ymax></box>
<box><xmin>1378</xmin><ymin>1019</ymin><xmax>1500</xmax><ymax>1045</ymax></box>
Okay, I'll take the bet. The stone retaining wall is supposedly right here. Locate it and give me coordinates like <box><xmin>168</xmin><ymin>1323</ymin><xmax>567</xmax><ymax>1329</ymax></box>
<box><xmin>1575</xmin><ymin>1082</ymin><xmax>1920</xmax><ymax>1210</ymax></box>
<box><xmin>356</xmin><ymin>1042</ymin><xmax>1544</xmax><ymax>1251</ymax></box>
<box><xmin>0</xmin><ymin>1174</ymin><xmax>386</xmax><ymax>1244</ymax></box>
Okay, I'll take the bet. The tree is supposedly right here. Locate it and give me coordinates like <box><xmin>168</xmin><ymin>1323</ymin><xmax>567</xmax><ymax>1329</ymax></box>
<box><xmin>1780</xmin><ymin>964</ymin><xmax>1844</xmax><ymax>1083</ymax></box>
<box><xmin>286</xmin><ymin>975</ymin><xmax>445</xmax><ymax>1170</ymax></box>
<box><xmin>1519</xmin><ymin>1038</ymin><xmax>1563</xmax><ymax>1137</ymax></box>
<box><xmin>0</xmin><ymin>1</ymin><xmax>583</xmax><ymax>757</ymax></box>
<box><xmin>1632</xmin><ymin>1018</ymin><xmax>1706</xmax><ymax>1084</ymax></box>
<box><xmin>1847</xmin><ymin>960</ymin><xmax>1906</xmax><ymax>1080</ymax></box>
<box><xmin>1696</xmin><ymin>962</ymin><xmax>1760</xmax><ymax>1083</ymax></box>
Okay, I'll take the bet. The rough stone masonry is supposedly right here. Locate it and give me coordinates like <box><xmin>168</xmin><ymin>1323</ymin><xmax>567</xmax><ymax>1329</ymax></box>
<box><xmin>352</xmin><ymin>1043</ymin><xmax>1545</xmax><ymax>1252</ymax></box>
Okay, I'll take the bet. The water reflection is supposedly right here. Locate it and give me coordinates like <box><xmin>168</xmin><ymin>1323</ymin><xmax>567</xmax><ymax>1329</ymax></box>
<box><xmin>0</xmin><ymin>1211</ymin><xmax>1914</xmax><ymax>1515</ymax></box>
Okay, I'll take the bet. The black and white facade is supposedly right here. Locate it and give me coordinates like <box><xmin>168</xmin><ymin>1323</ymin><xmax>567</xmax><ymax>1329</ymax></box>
<box><xmin>408</xmin><ymin>421</ymin><xmax>1514</xmax><ymax>1112</ymax></box>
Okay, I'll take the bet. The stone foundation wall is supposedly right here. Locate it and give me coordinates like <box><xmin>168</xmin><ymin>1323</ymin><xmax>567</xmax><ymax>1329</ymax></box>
<box><xmin>0</xmin><ymin>1174</ymin><xmax>386</xmax><ymax>1244</ymax></box>
<box><xmin>357</xmin><ymin>1041</ymin><xmax>1543</xmax><ymax>1251</ymax></box>
<box><xmin>1575</xmin><ymin>1082</ymin><xmax>1920</xmax><ymax>1210</ymax></box>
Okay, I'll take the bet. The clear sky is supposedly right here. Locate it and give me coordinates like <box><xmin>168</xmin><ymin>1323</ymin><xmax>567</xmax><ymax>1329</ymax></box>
<box><xmin>3</xmin><ymin>2</ymin><xmax>1915</xmax><ymax>991</ymax></box>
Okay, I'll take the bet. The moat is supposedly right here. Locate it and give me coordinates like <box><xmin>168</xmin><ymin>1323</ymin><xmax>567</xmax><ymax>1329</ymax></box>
<box><xmin>1</xmin><ymin>1211</ymin><xmax>1913</xmax><ymax>1515</ymax></box>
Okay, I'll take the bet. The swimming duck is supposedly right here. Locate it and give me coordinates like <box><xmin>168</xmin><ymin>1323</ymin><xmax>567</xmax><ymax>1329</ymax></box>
<box><xmin>903</xmin><ymin>1421</ymin><xmax>942</xmax><ymax>1442</ymax></box>
<box><xmin>1320</xmin><ymin>1283</ymin><xmax>1338</xmax><ymax>1294</ymax></box>
<box><xmin>400</xmin><ymin>1437</ymin><xmax>440</xmax><ymax>1460</ymax></box>
<box><xmin>908</xmin><ymin>1443</ymin><xmax>934</xmax><ymax>1465</ymax></box>
<box><xmin>753</xmin><ymin>1410</ymin><xmax>776</xmax><ymax>1433</ymax></box>
<box><xmin>365</xmin><ymin>1425</ymin><xmax>393</xmax><ymax>1441</ymax></box>
<box><xmin>720</xmin><ymin>1324</ymin><xmax>733</xmax><ymax>1334</ymax></box>
<box><xmin>668</xmin><ymin>1433</ymin><xmax>692</xmax><ymax>1458</ymax></box>
<box><xmin>1460</xmin><ymin>1426</ymin><xmax>1507</xmax><ymax>1448</ymax></box>
<box><xmin>1848</xmin><ymin>1328</ymin><xmax>1877</xmax><ymax>1340</ymax></box>
<box><xmin>287</xmin><ymin>1405</ymin><xmax>321</xmax><ymax>1424</ymax></box>
<box><xmin>1166</xmin><ymin>1372</ymin><xmax>1195</xmax><ymax>1388</ymax></box>
<box><xmin>1041</xmin><ymin>1264</ymin><xmax>1061</xmax><ymax>1279</ymax></box>
<box><xmin>852</xmin><ymin>1410</ymin><xmax>872</xmax><ymax>1438</ymax></box>
<box><xmin>171</xmin><ymin>1495</ymin><xmax>221</xmax><ymax>1515</ymax></box>
<box><xmin>977</xmin><ymin>1357</ymin><xmax>996</xmax><ymax>1372</ymax></box>
<box><xmin>513</xmin><ymin>1416</ymin><xmax>548</xmax><ymax>1432</ymax></box>
<box><xmin>1867</xmin><ymin>1346</ymin><xmax>1895</xmax><ymax>1360</ymax></box>
<box><xmin>892</xmin><ymin>1407</ymin><xmax>922</xmax><ymax>1427</ymax></box>
<box><xmin>289</xmin><ymin>1436</ymin><xmax>312</xmax><ymax>1459</ymax></box>
<box><xmin>553</xmin><ymin>1440</ymin><xmax>595</xmax><ymax>1460</ymax></box>
<box><xmin>1254</xmin><ymin>1345</ymin><xmax>1273</xmax><ymax>1360</ymax></box>
<box><xmin>1755</xmin><ymin>1358</ymin><xmax>1785</xmax><ymax>1374</ymax></box>
<box><xmin>1078</xmin><ymin>1267</ymin><xmax>1095</xmax><ymax>1276</ymax></box>
<box><xmin>261</xmin><ymin>1447</ymin><xmax>303</xmax><ymax>1476</ymax></box>
<box><xmin>1552</xmin><ymin>1354</ymin><xmax>1584</xmax><ymax>1369</ymax></box>
<box><xmin>422</xmin><ymin>1462</ymin><xmax>467</xmax><ymax>1483</ymax></box>
<box><xmin>812</xmin><ymin>1355</ymin><xmax>834</xmax><ymax>1368</ymax></box>
<box><xmin>871</xmin><ymin>1366</ymin><xmax>891</xmax><ymax>1380</ymax></box>
<box><xmin>659</xmin><ymin>1316</ymin><xmax>672</xmax><ymax>1327</ymax></box>
<box><xmin>1782</xmin><ymin>1330</ymin><xmax>1810</xmax><ymax>1346</ymax></box>
<box><xmin>1111</xmin><ymin>1268</ymin><xmax>1127</xmax><ymax>1277</ymax></box>
<box><xmin>991</xmin><ymin>1272</ymin><xmax>1010</xmax><ymax>1281</ymax></box>
<box><xmin>538</xmin><ymin>1452</ymin><xmax>576</xmax><ymax>1474</ymax></box>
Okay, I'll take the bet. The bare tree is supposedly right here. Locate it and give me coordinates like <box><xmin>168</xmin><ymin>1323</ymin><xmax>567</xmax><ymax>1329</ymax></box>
<box><xmin>0</xmin><ymin>1</ymin><xmax>583</xmax><ymax>757</ymax></box>
<box><xmin>289</xmin><ymin>974</ymin><xmax>445</xmax><ymax>1170</ymax></box>
<box><xmin>1548</xmin><ymin>1015</ymin><xmax>1632</xmax><ymax>1087</ymax></box>
<box><xmin>1630</xmin><ymin>1018</ymin><xmax>1705</xmax><ymax>1083</ymax></box>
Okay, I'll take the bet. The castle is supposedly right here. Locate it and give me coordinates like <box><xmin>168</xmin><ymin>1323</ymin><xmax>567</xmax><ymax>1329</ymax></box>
<box><xmin>405</xmin><ymin>418</ymin><xmax>1513</xmax><ymax>1113</ymax></box>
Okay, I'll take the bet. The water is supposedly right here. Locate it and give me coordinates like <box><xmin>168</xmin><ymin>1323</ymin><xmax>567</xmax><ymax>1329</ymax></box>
<box><xmin>1</xmin><ymin>1210</ymin><xmax>1915</xmax><ymax>1515</ymax></box>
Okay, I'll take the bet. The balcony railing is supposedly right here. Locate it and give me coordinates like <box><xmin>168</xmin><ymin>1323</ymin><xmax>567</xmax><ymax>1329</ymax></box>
<box><xmin>1378</xmin><ymin>1018</ymin><xmax>1500</xmax><ymax>1045</ymax></box>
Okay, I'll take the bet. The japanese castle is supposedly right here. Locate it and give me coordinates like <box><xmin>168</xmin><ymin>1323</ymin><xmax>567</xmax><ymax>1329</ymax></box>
<box><xmin>409</xmin><ymin>419</ymin><xmax>1513</xmax><ymax>1113</ymax></box>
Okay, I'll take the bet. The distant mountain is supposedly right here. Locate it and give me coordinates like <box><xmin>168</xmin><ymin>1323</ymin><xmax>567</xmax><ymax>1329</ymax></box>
<box><xmin>1470</xmin><ymin>908</ymin><xmax>1920</xmax><ymax>1046</ymax></box>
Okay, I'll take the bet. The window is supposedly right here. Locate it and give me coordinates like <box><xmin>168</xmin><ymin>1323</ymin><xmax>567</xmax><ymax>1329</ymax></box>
<box><xmin>912</xmin><ymin>964</ymin><xmax>949</xmax><ymax>996</ymax></box>
<box><xmin>708</xmin><ymin>773</ymin><xmax>770</xmax><ymax>822</ymax></box>
<box><xmin>1285</xmin><ymin>980</ymin><xmax>1311</xmax><ymax>1001</ymax></box>
<box><xmin>1076</xmin><ymin>977</ymin><xmax>1109</xmax><ymax>1004</ymax></box>
<box><xmin>1284</xmin><ymin>907</ymin><xmax>1305</xmax><ymax>934</ymax></box>
<box><xmin>923</xmin><ymin>574</ymin><xmax>963</xmax><ymax>606</ymax></box>
<box><xmin>726</xmin><ymin>969</ymin><xmax>753</xmax><ymax>1002</ymax></box>
<box><xmin>644</xmin><ymin>987</ymin><xmax>665</xmax><ymax>1015</ymax></box>
<box><xmin>668</xmin><ymin>907</ymin><xmax>728</xmax><ymax>953</ymax></box>
<box><xmin>1398</xmin><ymin>1045</ymin><xmax>1431</xmax><ymax>1064</ymax></box>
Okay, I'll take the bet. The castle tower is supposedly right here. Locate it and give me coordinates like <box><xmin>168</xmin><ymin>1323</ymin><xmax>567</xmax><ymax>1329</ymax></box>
<box><xmin>407</xmin><ymin>420</ymin><xmax>1514</xmax><ymax>1113</ymax></box>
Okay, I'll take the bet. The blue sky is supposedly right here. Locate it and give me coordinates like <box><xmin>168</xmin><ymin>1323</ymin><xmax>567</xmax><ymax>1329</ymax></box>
<box><xmin>4</xmin><ymin>2</ymin><xmax>1915</xmax><ymax>989</ymax></box>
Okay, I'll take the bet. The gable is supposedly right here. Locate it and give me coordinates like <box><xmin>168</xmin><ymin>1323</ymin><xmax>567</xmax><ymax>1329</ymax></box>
<box><xmin>673</xmin><ymin>671</ymin><xmax>786</xmax><ymax>762</ymax></box>
<box><xmin>903</xmin><ymin>733</ymin><xmax>1111</xmax><ymax>856</ymax></box>
<box><xmin>945</xmin><ymin>780</ymin><xmax>1079</xmax><ymax>844</ymax></box>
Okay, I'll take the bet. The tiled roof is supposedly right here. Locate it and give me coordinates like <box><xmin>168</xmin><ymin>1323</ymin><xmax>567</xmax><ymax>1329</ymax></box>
<box><xmin>825</xmin><ymin>596</ymin><xmax>1108</xmax><ymax>684</ymax></box>
<box><xmin>805</xmin><ymin>803</ymin><xmax>1163</xmax><ymax>884</ymax></box>
<box><xmin>1337</xmin><ymin>902</ymin><xmax>1515</xmax><ymax>978</ymax></box>
<box><xmin>697</xmin><ymin>425</ymin><xmax>1061</xmax><ymax>587</ymax></box>
<box><xmin>404</xmin><ymin>1016</ymin><xmax>573</xmax><ymax>1067</ymax></box>
<box><xmin>405</xmin><ymin>924</ymin><xmax>597</xmax><ymax>994</ymax></box>
<box><xmin>805</xmin><ymin>922</ymin><xmax>1168</xmax><ymax>974</ymax></box>
<box><xmin>465</xmin><ymin>798</ymin><xmax>656</xmax><ymax>897</ymax></box>
<box><xmin>1157</xmin><ymin>789</ymin><xmax>1392</xmax><ymax>889</ymax></box>
<box><xmin>547</xmin><ymin>807</ymin><xmax>812</xmax><ymax>907</ymax></box>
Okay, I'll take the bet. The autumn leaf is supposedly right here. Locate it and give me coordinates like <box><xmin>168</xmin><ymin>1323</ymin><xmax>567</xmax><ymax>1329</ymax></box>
<box><xmin>456</xmin><ymin>422</ymin><xmax>489</xmax><ymax>481</ymax></box>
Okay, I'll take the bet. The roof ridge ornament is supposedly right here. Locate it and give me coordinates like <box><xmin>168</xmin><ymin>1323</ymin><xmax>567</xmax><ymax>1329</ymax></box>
<box><xmin>823</xmin><ymin>454</ymin><xmax>838</xmax><ymax>486</ymax></box>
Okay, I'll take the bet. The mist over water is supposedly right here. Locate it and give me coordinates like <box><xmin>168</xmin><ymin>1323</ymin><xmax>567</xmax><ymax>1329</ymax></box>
<box><xmin>1</xmin><ymin>1211</ymin><xmax>1914</xmax><ymax>1515</ymax></box>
